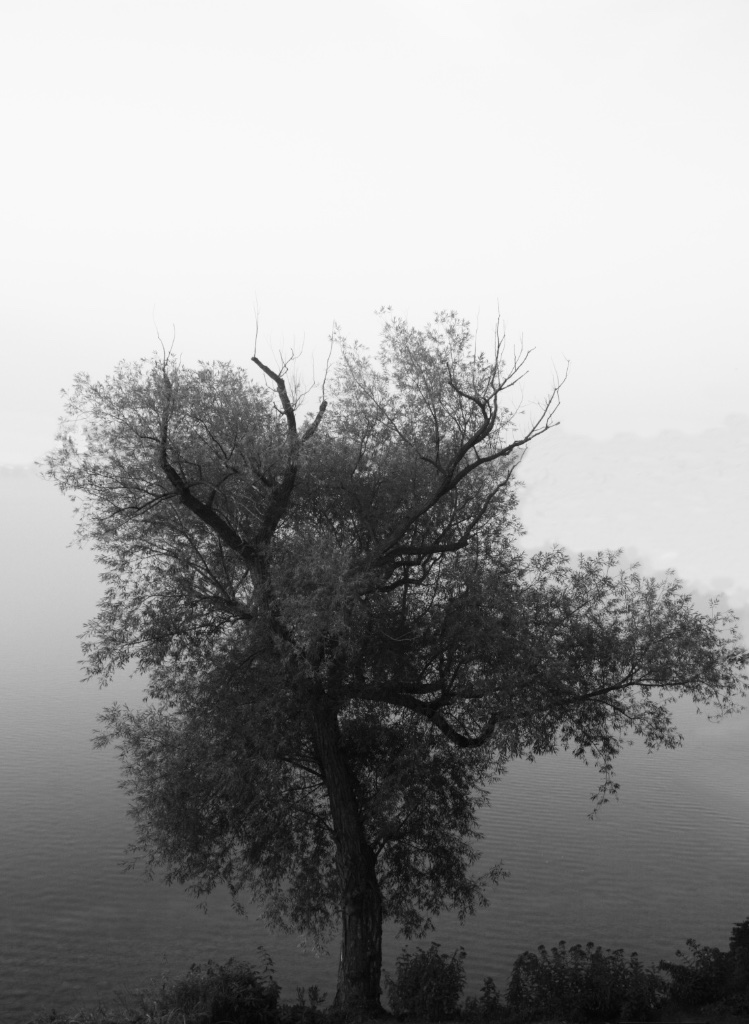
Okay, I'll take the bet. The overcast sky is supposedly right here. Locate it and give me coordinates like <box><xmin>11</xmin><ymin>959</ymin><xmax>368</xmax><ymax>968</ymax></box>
<box><xmin>1</xmin><ymin>3</ymin><xmax>748</xmax><ymax>833</ymax></box>
<box><xmin>2</xmin><ymin>0</ymin><xmax>747</xmax><ymax>466</ymax></box>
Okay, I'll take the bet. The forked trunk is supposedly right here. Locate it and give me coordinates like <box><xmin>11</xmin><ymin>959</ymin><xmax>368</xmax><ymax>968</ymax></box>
<box><xmin>310</xmin><ymin>700</ymin><xmax>384</xmax><ymax>1016</ymax></box>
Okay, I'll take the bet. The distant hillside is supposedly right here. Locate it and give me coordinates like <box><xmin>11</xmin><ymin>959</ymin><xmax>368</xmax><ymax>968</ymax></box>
<box><xmin>517</xmin><ymin>416</ymin><xmax>749</xmax><ymax>609</ymax></box>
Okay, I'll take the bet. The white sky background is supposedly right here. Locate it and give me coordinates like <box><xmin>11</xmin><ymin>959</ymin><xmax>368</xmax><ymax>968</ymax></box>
<box><xmin>1</xmin><ymin>1</ymin><xmax>748</xmax><ymax>595</ymax></box>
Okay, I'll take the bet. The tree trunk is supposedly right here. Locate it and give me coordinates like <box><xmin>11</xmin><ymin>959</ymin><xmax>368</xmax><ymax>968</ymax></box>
<box><xmin>335</xmin><ymin>839</ymin><xmax>383</xmax><ymax>1015</ymax></box>
<box><xmin>310</xmin><ymin>700</ymin><xmax>384</xmax><ymax>1016</ymax></box>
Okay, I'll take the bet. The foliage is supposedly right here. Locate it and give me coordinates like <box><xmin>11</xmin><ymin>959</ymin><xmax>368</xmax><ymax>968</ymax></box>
<box><xmin>727</xmin><ymin>918</ymin><xmax>749</xmax><ymax>1011</ymax></box>
<box><xmin>660</xmin><ymin>919</ymin><xmax>749</xmax><ymax>1013</ymax></box>
<box><xmin>462</xmin><ymin>976</ymin><xmax>505</xmax><ymax>1021</ymax></box>
<box><xmin>659</xmin><ymin>938</ymin><xmax>730</xmax><ymax>1008</ymax></box>
<box><xmin>730</xmin><ymin>917</ymin><xmax>749</xmax><ymax>955</ymax></box>
<box><xmin>287</xmin><ymin>984</ymin><xmax>330</xmax><ymax>1024</ymax></box>
<box><xmin>159</xmin><ymin>955</ymin><xmax>280</xmax><ymax>1024</ymax></box>
<box><xmin>42</xmin><ymin>310</ymin><xmax>749</xmax><ymax>1010</ymax></box>
<box><xmin>506</xmin><ymin>941</ymin><xmax>666</xmax><ymax>1022</ymax></box>
<box><xmin>24</xmin><ymin>920</ymin><xmax>749</xmax><ymax>1023</ymax></box>
<box><xmin>386</xmin><ymin>943</ymin><xmax>467</xmax><ymax>1019</ymax></box>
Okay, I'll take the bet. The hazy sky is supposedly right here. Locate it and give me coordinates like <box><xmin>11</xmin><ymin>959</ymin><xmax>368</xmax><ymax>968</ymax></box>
<box><xmin>2</xmin><ymin>0</ymin><xmax>748</xmax><ymax>465</ymax></box>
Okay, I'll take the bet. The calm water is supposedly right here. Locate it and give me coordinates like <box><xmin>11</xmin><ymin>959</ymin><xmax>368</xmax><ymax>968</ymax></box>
<box><xmin>2</xmin><ymin>472</ymin><xmax>748</xmax><ymax>1022</ymax></box>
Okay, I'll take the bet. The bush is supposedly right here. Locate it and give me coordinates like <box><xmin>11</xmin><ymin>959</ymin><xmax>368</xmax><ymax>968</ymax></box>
<box><xmin>159</xmin><ymin>954</ymin><xmax>281</xmax><ymax>1024</ymax></box>
<box><xmin>386</xmin><ymin>943</ymin><xmax>467</xmax><ymax>1020</ymax></box>
<box><xmin>730</xmin><ymin>917</ymin><xmax>749</xmax><ymax>956</ymax></box>
<box><xmin>726</xmin><ymin>917</ymin><xmax>749</xmax><ymax>1012</ymax></box>
<box><xmin>506</xmin><ymin>941</ymin><xmax>665</xmax><ymax>1022</ymax></box>
<box><xmin>29</xmin><ymin>918</ymin><xmax>749</xmax><ymax>1024</ymax></box>
<box><xmin>462</xmin><ymin>976</ymin><xmax>505</xmax><ymax>1021</ymax></box>
<box><xmin>659</xmin><ymin>937</ymin><xmax>731</xmax><ymax>1009</ymax></box>
<box><xmin>279</xmin><ymin>984</ymin><xmax>331</xmax><ymax>1024</ymax></box>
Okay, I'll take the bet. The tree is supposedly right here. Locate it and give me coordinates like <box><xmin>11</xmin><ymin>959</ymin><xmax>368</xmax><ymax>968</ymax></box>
<box><xmin>44</xmin><ymin>311</ymin><xmax>748</xmax><ymax>1015</ymax></box>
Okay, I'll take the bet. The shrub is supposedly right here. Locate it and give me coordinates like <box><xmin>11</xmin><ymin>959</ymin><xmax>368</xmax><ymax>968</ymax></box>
<box><xmin>621</xmin><ymin>952</ymin><xmax>669</xmax><ymax>1021</ymax></box>
<box><xmin>730</xmin><ymin>917</ymin><xmax>749</xmax><ymax>956</ymax></box>
<box><xmin>158</xmin><ymin>954</ymin><xmax>281</xmax><ymax>1024</ymax></box>
<box><xmin>386</xmin><ymin>943</ymin><xmax>467</xmax><ymax>1020</ymax></box>
<box><xmin>659</xmin><ymin>937</ymin><xmax>731</xmax><ymax>1009</ymax></box>
<box><xmin>726</xmin><ymin>917</ymin><xmax>749</xmax><ymax>1012</ymax></box>
<box><xmin>462</xmin><ymin>976</ymin><xmax>505</xmax><ymax>1021</ymax></box>
<box><xmin>657</xmin><ymin>918</ymin><xmax>749</xmax><ymax>1013</ymax></box>
<box><xmin>506</xmin><ymin>941</ymin><xmax>665</xmax><ymax>1022</ymax></box>
<box><xmin>279</xmin><ymin>984</ymin><xmax>330</xmax><ymax>1024</ymax></box>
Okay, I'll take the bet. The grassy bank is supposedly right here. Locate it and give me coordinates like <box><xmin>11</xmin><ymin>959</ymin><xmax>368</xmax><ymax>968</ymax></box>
<box><xmin>26</xmin><ymin>921</ymin><xmax>749</xmax><ymax>1024</ymax></box>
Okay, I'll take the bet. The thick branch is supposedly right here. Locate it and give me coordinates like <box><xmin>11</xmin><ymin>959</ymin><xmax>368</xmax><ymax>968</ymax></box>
<box><xmin>303</xmin><ymin>400</ymin><xmax>328</xmax><ymax>440</ymax></box>
<box><xmin>366</xmin><ymin>688</ymin><xmax>499</xmax><ymax>748</ymax></box>
<box><xmin>415</xmin><ymin>702</ymin><xmax>499</xmax><ymax>748</ymax></box>
<box><xmin>158</xmin><ymin>374</ymin><xmax>259</xmax><ymax>568</ymax></box>
<box><xmin>251</xmin><ymin>355</ymin><xmax>327</xmax><ymax>544</ymax></box>
<box><xmin>251</xmin><ymin>354</ymin><xmax>298</xmax><ymax>431</ymax></box>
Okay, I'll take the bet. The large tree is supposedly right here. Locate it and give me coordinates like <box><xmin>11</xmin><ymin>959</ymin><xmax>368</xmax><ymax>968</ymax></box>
<box><xmin>45</xmin><ymin>311</ymin><xmax>747</xmax><ymax>1015</ymax></box>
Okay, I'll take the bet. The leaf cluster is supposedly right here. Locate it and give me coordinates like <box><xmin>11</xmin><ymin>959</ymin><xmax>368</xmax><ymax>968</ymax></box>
<box><xmin>660</xmin><ymin>924</ymin><xmax>749</xmax><ymax>1013</ymax></box>
<box><xmin>506</xmin><ymin>941</ymin><xmax>666</xmax><ymax>1022</ymax></box>
<box><xmin>386</xmin><ymin>942</ymin><xmax>468</xmax><ymax>1019</ymax></box>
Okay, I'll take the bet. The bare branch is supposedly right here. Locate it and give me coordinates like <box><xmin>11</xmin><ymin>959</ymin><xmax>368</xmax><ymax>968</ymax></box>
<box><xmin>251</xmin><ymin>355</ymin><xmax>298</xmax><ymax>433</ymax></box>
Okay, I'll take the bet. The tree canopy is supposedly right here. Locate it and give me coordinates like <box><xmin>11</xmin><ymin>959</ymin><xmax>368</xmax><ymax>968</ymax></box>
<box><xmin>44</xmin><ymin>311</ymin><xmax>748</xmax><ymax>1014</ymax></box>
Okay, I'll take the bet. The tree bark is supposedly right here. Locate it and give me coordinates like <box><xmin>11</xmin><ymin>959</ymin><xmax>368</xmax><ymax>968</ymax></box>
<box><xmin>310</xmin><ymin>699</ymin><xmax>384</xmax><ymax>1016</ymax></box>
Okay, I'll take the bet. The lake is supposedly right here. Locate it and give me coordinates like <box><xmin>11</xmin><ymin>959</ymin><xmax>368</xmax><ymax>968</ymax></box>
<box><xmin>2</xmin><ymin>468</ymin><xmax>748</xmax><ymax>1023</ymax></box>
